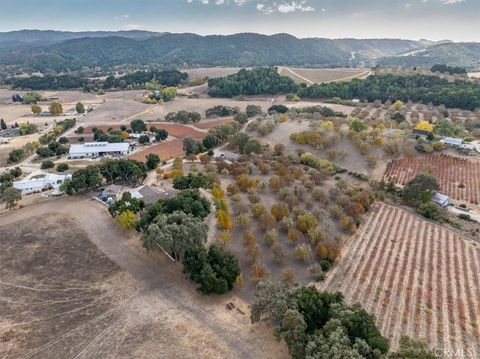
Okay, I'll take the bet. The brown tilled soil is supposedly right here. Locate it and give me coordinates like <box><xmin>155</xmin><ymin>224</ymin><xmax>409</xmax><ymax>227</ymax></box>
<box><xmin>322</xmin><ymin>202</ymin><xmax>480</xmax><ymax>355</ymax></box>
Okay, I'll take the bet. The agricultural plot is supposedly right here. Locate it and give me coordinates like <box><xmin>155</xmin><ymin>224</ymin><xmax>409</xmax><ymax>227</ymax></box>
<box><xmin>323</xmin><ymin>202</ymin><xmax>480</xmax><ymax>354</ymax></box>
<box><xmin>129</xmin><ymin>138</ymin><xmax>184</xmax><ymax>162</ymax></box>
<box><xmin>383</xmin><ymin>154</ymin><xmax>480</xmax><ymax>204</ymax></box>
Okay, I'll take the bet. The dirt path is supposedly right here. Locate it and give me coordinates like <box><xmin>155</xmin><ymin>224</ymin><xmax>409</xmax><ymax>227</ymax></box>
<box><xmin>0</xmin><ymin>197</ymin><xmax>286</xmax><ymax>359</ymax></box>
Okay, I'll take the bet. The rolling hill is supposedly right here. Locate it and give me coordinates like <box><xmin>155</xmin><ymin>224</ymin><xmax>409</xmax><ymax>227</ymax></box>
<box><xmin>0</xmin><ymin>30</ymin><xmax>477</xmax><ymax>72</ymax></box>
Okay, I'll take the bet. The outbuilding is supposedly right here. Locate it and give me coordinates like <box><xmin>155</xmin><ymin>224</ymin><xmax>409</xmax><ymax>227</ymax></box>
<box><xmin>69</xmin><ymin>142</ymin><xmax>130</xmax><ymax>159</ymax></box>
<box><xmin>433</xmin><ymin>193</ymin><xmax>450</xmax><ymax>208</ymax></box>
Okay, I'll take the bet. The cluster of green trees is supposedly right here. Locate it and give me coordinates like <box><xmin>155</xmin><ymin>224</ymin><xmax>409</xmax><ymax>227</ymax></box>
<box><xmin>6</xmin><ymin>69</ymin><xmax>188</xmax><ymax>91</ymax></box>
<box><xmin>252</xmin><ymin>282</ymin><xmax>389</xmax><ymax>358</ymax></box>
<box><xmin>0</xmin><ymin>167</ymin><xmax>22</xmax><ymax>209</ymax></box>
<box><xmin>208</xmin><ymin>67</ymin><xmax>298</xmax><ymax>98</ymax></box>
<box><xmin>183</xmin><ymin>245</ymin><xmax>241</xmax><ymax>294</ymax></box>
<box><xmin>297</xmin><ymin>74</ymin><xmax>480</xmax><ymax>111</ymax></box>
<box><xmin>36</xmin><ymin>141</ymin><xmax>68</xmax><ymax>158</ymax></box>
<box><xmin>108</xmin><ymin>191</ymin><xmax>145</xmax><ymax>217</ymax></box>
<box><xmin>205</xmin><ymin>105</ymin><xmax>239</xmax><ymax>118</ymax></box>
<box><xmin>430</xmin><ymin>64</ymin><xmax>467</xmax><ymax>75</ymax></box>
<box><xmin>173</xmin><ymin>173</ymin><xmax>210</xmax><ymax>190</ymax></box>
<box><xmin>229</xmin><ymin>132</ymin><xmax>264</xmax><ymax>155</ymax></box>
<box><xmin>137</xmin><ymin>189</ymin><xmax>211</xmax><ymax>231</ymax></box>
<box><xmin>402</xmin><ymin>173</ymin><xmax>445</xmax><ymax>222</ymax></box>
<box><xmin>252</xmin><ymin>281</ymin><xmax>437</xmax><ymax>359</ymax></box>
<box><xmin>183</xmin><ymin>121</ymin><xmax>241</xmax><ymax>156</ymax></box>
<box><xmin>93</xmin><ymin>128</ymin><xmax>125</xmax><ymax>143</ymax></box>
<box><xmin>39</xmin><ymin>118</ymin><xmax>76</xmax><ymax>144</ymax></box>
<box><xmin>65</xmin><ymin>158</ymin><xmax>148</xmax><ymax>194</ymax></box>
<box><xmin>165</xmin><ymin>111</ymin><xmax>201</xmax><ymax>124</ymax></box>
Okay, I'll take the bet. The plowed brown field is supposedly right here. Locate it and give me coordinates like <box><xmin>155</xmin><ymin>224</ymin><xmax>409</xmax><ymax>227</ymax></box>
<box><xmin>383</xmin><ymin>154</ymin><xmax>480</xmax><ymax>204</ymax></box>
<box><xmin>129</xmin><ymin>139</ymin><xmax>184</xmax><ymax>162</ymax></box>
<box><xmin>323</xmin><ymin>202</ymin><xmax>480</xmax><ymax>355</ymax></box>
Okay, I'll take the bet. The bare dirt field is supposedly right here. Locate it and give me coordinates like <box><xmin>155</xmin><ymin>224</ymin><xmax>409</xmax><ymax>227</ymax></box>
<box><xmin>194</xmin><ymin>117</ymin><xmax>235</xmax><ymax>129</ymax></box>
<box><xmin>383</xmin><ymin>154</ymin><xmax>480</xmax><ymax>204</ymax></box>
<box><xmin>322</xmin><ymin>202</ymin><xmax>480</xmax><ymax>355</ymax></box>
<box><xmin>278</xmin><ymin>67</ymin><xmax>369</xmax><ymax>84</ymax></box>
<box><xmin>0</xmin><ymin>197</ymin><xmax>288</xmax><ymax>359</ymax></box>
<box><xmin>185</xmin><ymin>68</ymin><xmax>243</xmax><ymax>80</ymax></box>
<box><xmin>129</xmin><ymin>138</ymin><xmax>185</xmax><ymax>162</ymax></box>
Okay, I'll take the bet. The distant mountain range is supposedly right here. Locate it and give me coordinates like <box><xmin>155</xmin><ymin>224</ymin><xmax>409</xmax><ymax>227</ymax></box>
<box><xmin>0</xmin><ymin>30</ymin><xmax>478</xmax><ymax>72</ymax></box>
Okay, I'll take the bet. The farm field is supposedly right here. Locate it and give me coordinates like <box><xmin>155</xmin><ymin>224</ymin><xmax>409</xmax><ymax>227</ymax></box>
<box><xmin>323</xmin><ymin>202</ymin><xmax>480</xmax><ymax>354</ymax></box>
<box><xmin>129</xmin><ymin>138</ymin><xmax>185</xmax><ymax>161</ymax></box>
<box><xmin>185</xmin><ymin>68</ymin><xmax>243</xmax><ymax>80</ymax></box>
<box><xmin>278</xmin><ymin>67</ymin><xmax>369</xmax><ymax>84</ymax></box>
<box><xmin>383</xmin><ymin>154</ymin><xmax>480</xmax><ymax>204</ymax></box>
<box><xmin>194</xmin><ymin>117</ymin><xmax>234</xmax><ymax>129</ymax></box>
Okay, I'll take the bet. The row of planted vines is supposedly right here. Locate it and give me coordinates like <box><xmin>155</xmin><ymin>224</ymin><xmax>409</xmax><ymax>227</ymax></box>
<box><xmin>324</xmin><ymin>202</ymin><xmax>480</xmax><ymax>354</ymax></box>
<box><xmin>383</xmin><ymin>154</ymin><xmax>480</xmax><ymax>204</ymax></box>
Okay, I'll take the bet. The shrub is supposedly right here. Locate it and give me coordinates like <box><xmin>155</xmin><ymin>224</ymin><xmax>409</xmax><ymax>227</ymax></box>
<box><xmin>319</xmin><ymin>259</ymin><xmax>332</xmax><ymax>272</ymax></box>
<box><xmin>264</xmin><ymin>229</ymin><xmax>278</xmax><ymax>246</ymax></box>
<box><xmin>41</xmin><ymin>160</ymin><xmax>55</xmax><ymax>169</ymax></box>
<box><xmin>271</xmin><ymin>203</ymin><xmax>290</xmax><ymax>221</ymax></box>
<box><xmin>250</xmin><ymin>263</ymin><xmax>268</xmax><ymax>281</ymax></box>
<box><xmin>271</xmin><ymin>243</ymin><xmax>287</xmax><ymax>264</ymax></box>
<box><xmin>56</xmin><ymin>163</ymin><xmax>69</xmax><ymax>172</ymax></box>
<box><xmin>296</xmin><ymin>213</ymin><xmax>318</xmax><ymax>234</ymax></box>
<box><xmin>294</xmin><ymin>243</ymin><xmax>312</xmax><ymax>262</ymax></box>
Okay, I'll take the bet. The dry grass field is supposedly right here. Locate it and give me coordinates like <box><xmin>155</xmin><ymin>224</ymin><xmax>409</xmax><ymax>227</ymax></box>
<box><xmin>383</xmin><ymin>154</ymin><xmax>480</xmax><ymax>204</ymax></box>
<box><xmin>323</xmin><ymin>202</ymin><xmax>480</xmax><ymax>355</ymax></box>
<box><xmin>278</xmin><ymin>67</ymin><xmax>369</xmax><ymax>84</ymax></box>
<box><xmin>185</xmin><ymin>68</ymin><xmax>243</xmax><ymax>80</ymax></box>
<box><xmin>0</xmin><ymin>198</ymin><xmax>288</xmax><ymax>359</ymax></box>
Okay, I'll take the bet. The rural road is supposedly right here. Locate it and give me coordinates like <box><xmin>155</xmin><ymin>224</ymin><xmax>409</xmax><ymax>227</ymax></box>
<box><xmin>0</xmin><ymin>197</ymin><xmax>264</xmax><ymax>359</ymax></box>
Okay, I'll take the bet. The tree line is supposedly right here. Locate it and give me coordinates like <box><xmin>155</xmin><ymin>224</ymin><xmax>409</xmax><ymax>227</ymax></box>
<box><xmin>297</xmin><ymin>73</ymin><xmax>480</xmax><ymax>111</ymax></box>
<box><xmin>6</xmin><ymin>69</ymin><xmax>188</xmax><ymax>91</ymax></box>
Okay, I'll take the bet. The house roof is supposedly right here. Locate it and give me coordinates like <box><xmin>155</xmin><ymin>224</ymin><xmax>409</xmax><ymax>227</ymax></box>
<box><xmin>440</xmin><ymin>137</ymin><xmax>463</xmax><ymax>146</ymax></box>
<box><xmin>70</xmin><ymin>142</ymin><xmax>130</xmax><ymax>155</ymax></box>
<box><xmin>131</xmin><ymin>185</ymin><xmax>175</xmax><ymax>205</ymax></box>
<box><xmin>433</xmin><ymin>193</ymin><xmax>450</xmax><ymax>204</ymax></box>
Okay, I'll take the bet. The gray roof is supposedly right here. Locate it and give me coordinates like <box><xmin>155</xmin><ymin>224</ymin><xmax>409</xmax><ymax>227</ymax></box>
<box><xmin>132</xmin><ymin>185</ymin><xmax>175</xmax><ymax>205</ymax></box>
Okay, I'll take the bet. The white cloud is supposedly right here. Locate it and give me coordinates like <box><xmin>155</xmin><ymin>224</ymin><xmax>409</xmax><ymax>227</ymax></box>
<box><xmin>215</xmin><ymin>0</ymin><xmax>225</xmax><ymax>4</ymax></box>
<box><xmin>125</xmin><ymin>24</ymin><xmax>145</xmax><ymax>30</ymax></box>
<box><xmin>277</xmin><ymin>1</ymin><xmax>315</xmax><ymax>13</ymax></box>
<box><xmin>441</xmin><ymin>0</ymin><xmax>465</xmax><ymax>3</ymax></box>
<box><xmin>256</xmin><ymin>3</ymin><xmax>275</xmax><ymax>14</ymax></box>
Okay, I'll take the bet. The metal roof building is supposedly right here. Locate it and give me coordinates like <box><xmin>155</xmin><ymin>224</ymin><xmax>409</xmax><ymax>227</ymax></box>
<box><xmin>440</xmin><ymin>137</ymin><xmax>463</xmax><ymax>147</ymax></box>
<box><xmin>69</xmin><ymin>142</ymin><xmax>130</xmax><ymax>159</ymax></box>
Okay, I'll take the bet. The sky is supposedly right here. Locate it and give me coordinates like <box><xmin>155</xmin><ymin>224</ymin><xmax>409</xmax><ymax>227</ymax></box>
<box><xmin>0</xmin><ymin>0</ymin><xmax>478</xmax><ymax>41</ymax></box>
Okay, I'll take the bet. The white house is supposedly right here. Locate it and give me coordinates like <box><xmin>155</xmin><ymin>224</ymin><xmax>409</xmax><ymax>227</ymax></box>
<box><xmin>13</xmin><ymin>171</ymin><xmax>72</xmax><ymax>195</ymax></box>
<box><xmin>69</xmin><ymin>142</ymin><xmax>130</xmax><ymax>159</ymax></box>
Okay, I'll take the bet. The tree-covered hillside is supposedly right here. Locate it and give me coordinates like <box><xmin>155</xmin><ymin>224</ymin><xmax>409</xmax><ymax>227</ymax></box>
<box><xmin>377</xmin><ymin>42</ymin><xmax>480</xmax><ymax>70</ymax></box>
<box><xmin>208</xmin><ymin>67</ymin><xmax>298</xmax><ymax>97</ymax></box>
<box><xmin>298</xmin><ymin>74</ymin><xmax>480</xmax><ymax>111</ymax></box>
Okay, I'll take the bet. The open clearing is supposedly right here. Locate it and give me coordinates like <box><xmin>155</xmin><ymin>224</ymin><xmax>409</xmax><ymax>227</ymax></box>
<box><xmin>383</xmin><ymin>154</ymin><xmax>480</xmax><ymax>204</ymax></box>
<box><xmin>322</xmin><ymin>202</ymin><xmax>480</xmax><ymax>354</ymax></box>
<box><xmin>278</xmin><ymin>67</ymin><xmax>369</xmax><ymax>84</ymax></box>
<box><xmin>0</xmin><ymin>197</ymin><xmax>287</xmax><ymax>359</ymax></box>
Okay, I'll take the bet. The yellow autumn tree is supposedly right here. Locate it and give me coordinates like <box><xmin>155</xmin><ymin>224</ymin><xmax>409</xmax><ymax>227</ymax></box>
<box><xmin>393</xmin><ymin>100</ymin><xmax>404</xmax><ymax>111</ymax></box>
<box><xmin>216</xmin><ymin>210</ymin><xmax>233</xmax><ymax>230</ymax></box>
<box><xmin>415</xmin><ymin>120</ymin><xmax>433</xmax><ymax>132</ymax></box>
<box><xmin>118</xmin><ymin>210</ymin><xmax>136</xmax><ymax>230</ymax></box>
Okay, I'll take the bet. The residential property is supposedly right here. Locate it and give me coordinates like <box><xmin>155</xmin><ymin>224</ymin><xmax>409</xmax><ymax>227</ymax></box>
<box><xmin>411</xmin><ymin>129</ymin><xmax>431</xmax><ymax>139</ymax></box>
<box><xmin>13</xmin><ymin>171</ymin><xmax>71</xmax><ymax>195</ymax></box>
<box><xmin>101</xmin><ymin>184</ymin><xmax>123</xmax><ymax>203</ymax></box>
<box><xmin>433</xmin><ymin>193</ymin><xmax>450</xmax><ymax>208</ymax></box>
<box><xmin>69</xmin><ymin>142</ymin><xmax>130</xmax><ymax>159</ymax></box>
<box><xmin>131</xmin><ymin>185</ymin><xmax>175</xmax><ymax>205</ymax></box>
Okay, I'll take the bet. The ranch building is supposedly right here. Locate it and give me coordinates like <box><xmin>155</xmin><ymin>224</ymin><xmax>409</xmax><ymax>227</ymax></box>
<box><xmin>69</xmin><ymin>142</ymin><xmax>130</xmax><ymax>159</ymax></box>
